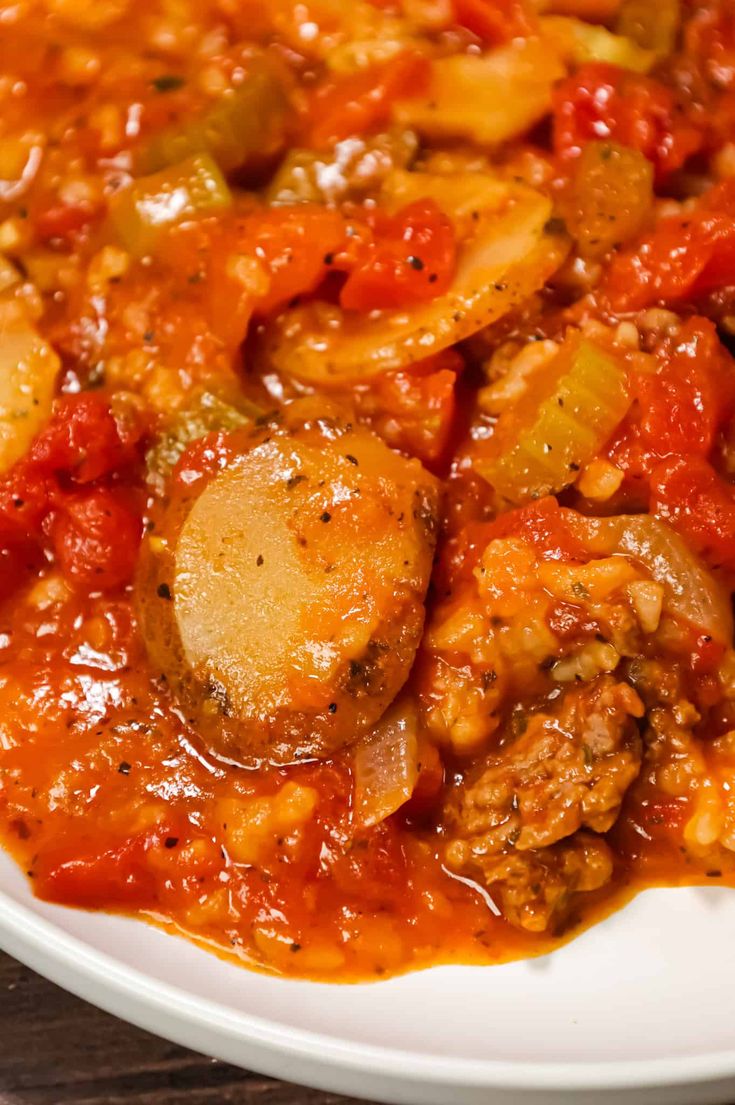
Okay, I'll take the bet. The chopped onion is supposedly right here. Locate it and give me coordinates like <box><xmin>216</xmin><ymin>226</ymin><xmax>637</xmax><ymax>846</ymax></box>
<box><xmin>353</xmin><ymin>700</ymin><xmax>420</xmax><ymax>828</ymax></box>
<box><xmin>573</xmin><ymin>513</ymin><xmax>734</xmax><ymax>645</ymax></box>
<box><xmin>256</xmin><ymin>174</ymin><xmax>568</xmax><ymax>385</ymax></box>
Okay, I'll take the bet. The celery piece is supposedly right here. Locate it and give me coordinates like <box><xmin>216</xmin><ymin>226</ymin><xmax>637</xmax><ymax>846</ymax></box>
<box><xmin>138</xmin><ymin>59</ymin><xmax>290</xmax><ymax>176</ymax></box>
<box><xmin>146</xmin><ymin>391</ymin><xmax>263</xmax><ymax>491</ymax></box>
<box><xmin>477</xmin><ymin>337</ymin><xmax>631</xmax><ymax>504</ymax></box>
<box><xmin>615</xmin><ymin>0</ymin><xmax>680</xmax><ymax>55</ymax></box>
<box><xmin>540</xmin><ymin>16</ymin><xmax>655</xmax><ymax>73</ymax></box>
<box><xmin>109</xmin><ymin>154</ymin><xmax>231</xmax><ymax>258</ymax></box>
<box><xmin>560</xmin><ymin>142</ymin><xmax>654</xmax><ymax>260</ymax></box>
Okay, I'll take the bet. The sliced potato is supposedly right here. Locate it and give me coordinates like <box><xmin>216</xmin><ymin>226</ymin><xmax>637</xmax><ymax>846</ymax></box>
<box><xmin>256</xmin><ymin>175</ymin><xmax>569</xmax><ymax>385</ymax></box>
<box><xmin>137</xmin><ymin>405</ymin><xmax>439</xmax><ymax>764</ymax></box>
<box><xmin>0</xmin><ymin>299</ymin><xmax>59</xmax><ymax>473</ymax></box>
<box><xmin>393</xmin><ymin>39</ymin><xmax>565</xmax><ymax>147</ymax></box>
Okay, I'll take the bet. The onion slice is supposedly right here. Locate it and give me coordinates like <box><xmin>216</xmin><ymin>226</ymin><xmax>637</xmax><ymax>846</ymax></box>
<box><xmin>572</xmin><ymin>513</ymin><xmax>734</xmax><ymax>645</ymax></box>
<box><xmin>255</xmin><ymin>174</ymin><xmax>569</xmax><ymax>385</ymax></box>
<box><xmin>353</xmin><ymin>700</ymin><xmax>420</xmax><ymax>828</ymax></box>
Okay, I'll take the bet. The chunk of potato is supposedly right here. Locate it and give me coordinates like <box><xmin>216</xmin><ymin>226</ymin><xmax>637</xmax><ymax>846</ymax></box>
<box><xmin>0</xmin><ymin>300</ymin><xmax>60</xmax><ymax>473</ymax></box>
<box><xmin>393</xmin><ymin>39</ymin><xmax>565</xmax><ymax>147</ymax></box>
<box><xmin>137</xmin><ymin>406</ymin><xmax>439</xmax><ymax>764</ymax></box>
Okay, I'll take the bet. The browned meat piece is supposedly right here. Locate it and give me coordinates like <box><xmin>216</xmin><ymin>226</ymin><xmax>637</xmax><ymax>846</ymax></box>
<box><xmin>469</xmin><ymin>833</ymin><xmax>613</xmax><ymax>933</ymax></box>
<box><xmin>444</xmin><ymin>676</ymin><xmax>643</xmax><ymax>931</ymax></box>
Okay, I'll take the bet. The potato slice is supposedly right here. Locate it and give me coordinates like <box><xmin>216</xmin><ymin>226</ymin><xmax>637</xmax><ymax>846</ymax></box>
<box><xmin>137</xmin><ymin>407</ymin><xmax>438</xmax><ymax>764</ymax></box>
<box><xmin>255</xmin><ymin>176</ymin><xmax>569</xmax><ymax>385</ymax></box>
<box><xmin>0</xmin><ymin>299</ymin><xmax>59</xmax><ymax>473</ymax></box>
<box><xmin>393</xmin><ymin>39</ymin><xmax>565</xmax><ymax>147</ymax></box>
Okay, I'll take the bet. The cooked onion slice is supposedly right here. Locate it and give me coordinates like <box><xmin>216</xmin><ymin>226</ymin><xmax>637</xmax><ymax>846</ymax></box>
<box><xmin>573</xmin><ymin>513</ymin><xmax>734</xmax><ymax>645</ymax></box>
<box><xmin>255</xmin><ymin>174</ymin><xmax>569</xmax><ymax>385</ymax></box>
<box><xmin>353</xmin><ymin>699</ymin><xmax>420</xmax><ymax>828</ymax></box>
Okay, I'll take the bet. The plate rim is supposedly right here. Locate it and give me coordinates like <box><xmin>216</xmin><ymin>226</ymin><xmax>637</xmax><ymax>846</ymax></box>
<box><xmin>1</xmin><ymin>887</ymin><xmax>735</xmax><ymax>1096</ymax></box>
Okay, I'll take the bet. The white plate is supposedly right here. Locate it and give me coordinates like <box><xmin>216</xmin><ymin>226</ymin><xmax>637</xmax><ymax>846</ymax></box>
<box><xmin>1</xmin><ymin>847</ymin><xmax>735</xmax><ymax>1105</ymax></box>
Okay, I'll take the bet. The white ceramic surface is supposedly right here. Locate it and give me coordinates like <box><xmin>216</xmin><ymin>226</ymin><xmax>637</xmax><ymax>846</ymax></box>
<box><xmin>1</xmin><ymin>847</ymin><xmax>735</xmax><ymax>1105</ymax></box>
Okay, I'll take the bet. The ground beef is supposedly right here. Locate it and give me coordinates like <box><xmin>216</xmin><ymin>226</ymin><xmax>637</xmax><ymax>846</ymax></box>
<box><xmin>443</xmin><ymin>676</ymin><xmax>643</xmax><ymax>931</ymax></box>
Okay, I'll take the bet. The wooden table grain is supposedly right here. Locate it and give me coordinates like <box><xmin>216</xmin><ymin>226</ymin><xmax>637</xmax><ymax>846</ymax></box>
<box><xmin>0</xmin><ymin>952</ymin><xmax>369</xmax><ymax>1105</ymax></box>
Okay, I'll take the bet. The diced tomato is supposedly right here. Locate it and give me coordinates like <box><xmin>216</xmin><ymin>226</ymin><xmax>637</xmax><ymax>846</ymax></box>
<box><xmin>607</xmin><ymin>318</ymin><xmax>735</xmax><ymax>480</ymax></box>
<box><xmin>451</xmin><ymin>0</ymin><xmax>536</xmax><ymax>44</ymax></box>
<box><xmin>0</xmin><ymin>394</ymin><xmax>146</xmax><ymax>589</ymax></box>
<box><xmin>244</xmin><ymin>206</ymin><xmax>349</xmax><ymax>316</ymax></box>
<box><xmin>35</xmin><ymin>201</ymin><xmax>99</xmax><ymax>243</ymax></box>
<box><xmin>482</xmin><ymin>496</ymin><xmax>590</xmax><ymax>562</ymax></box>
<box><xmin>684</xmin><ymin>0</ymin><xmax>735</xmax><ymax>94</ymax></box>
<box><xmin>604</xmin><ymin>180</ymin><xmax>735</xmax><ymax>311</ymax></box>
<box><xmin>355</xmin><ymin>350</ymin><xmax>461</xmax><ymax>468</ymax></box>
<box><xmin>0</xmin><ymin>460</ymin><xmax>51</xmax><ymax>537</ymax></box>
<box><xmin>442</xmin><ymin>497</ymin><xmax>589</xmax><ymax>586</ymax></box>
<box><xmin>51</xmin><ymin>487</ymin><xmax>142</xmax><ymax>589</ymax></box>
<box><xmin>690</xmin><ymin>632</ymin><xmax>727</xmax><ymax>674</ymax></box>
<box><xmin>173</xmin><ymin>429</ymin><xmax>243</xmax><ymax>489</ymax></box>
<box><xmin>35</xmin><ymin>835</ymin><xmax>159</xmax><ymax>909</ymax></box>
<box><xmin>340</xmin><ymin>199</ymin><xmax>456</xmax><ymax>312</ymax></box>
<box><xmin>32</xmin><ymin>823</ymin><xmax>195</xmax><ymax>909</ymax></box>
<box><xmin>308</xmin><ymin>53</ymin><xmax>430</xmax><ymax>149</ymax></box>
<box><xmin>553</xmin><ymin>63</ymin><xmax>702</xmax><ymax>182</ymax></box>
<box><xmin>27</xmin><ymin>393</ymin><xmax>145</xmax><ymax>485</ymax></box>
<box><xmin>0</xmin><ymin>519</ymin><xmax>43</xmax><ymax>600</ymax></box>
<box><xmin>650</xmin><ymin>454</ymin><xmax>735</xmax><ymax>570</ymax></box>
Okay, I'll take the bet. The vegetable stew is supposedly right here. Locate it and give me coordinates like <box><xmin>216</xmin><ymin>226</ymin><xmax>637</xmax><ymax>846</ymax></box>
<box><xmin>2</xmin><ymin>0</ymin><xmax>735</xmax><ymax>981</ymax></box>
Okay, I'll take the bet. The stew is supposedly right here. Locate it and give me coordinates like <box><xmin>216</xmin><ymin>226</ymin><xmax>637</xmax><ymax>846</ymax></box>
<box><xmin>1</xmin><ymin>0</ymin><xmax>735</xmax><ymax>981</ymax></box>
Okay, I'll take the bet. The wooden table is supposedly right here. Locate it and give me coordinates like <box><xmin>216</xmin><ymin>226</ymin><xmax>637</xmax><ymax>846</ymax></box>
<box><xmin>0</xmin><ymin>952</ymin><xmax>368</xmax><ymax>1105</ymax></box>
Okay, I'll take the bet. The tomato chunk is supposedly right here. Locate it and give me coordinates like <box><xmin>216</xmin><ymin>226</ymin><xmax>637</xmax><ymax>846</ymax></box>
<box><xmin>451</xmin><ymin>0</ymin><xmax>536</xmax><ymax>44</ymax></box>
<box><xmin>27</xmin><ymin>393</ymin><xmax>144</xmax><ymax>484</ymax></box>
<box><xmin>0</xmin><ymin>394</ymin><xmax>146</xmax><ymax>595</ymax></box>
<box><xmin>651</xmin><ymin>454</ymin><xmax>735</xmax><ymax>571</ymax></box>
<box><xmin>35</xmin><ymin>834</ymin><xmax>160</xmax><ymax>909</ymax></box>
<box><xmin>35</xmin><ymin>201</ymin><xmax>99</xmax><ymax>243</ymax></box>
<box><xmin>308</xmin><ymin>53</ymin><xmax>430</xmax><ymax>149</ymax></box>
<box><xmin>604</xmin><ymin>181</ymin><xmax>735</xmax><ymax>311</ymax></box>
<box><xmin>354</xmin><ymin>350</ymin><xmax>461</xmax><ymax>468</ymax></box>
<box><xmin>553</xmin><ymin>63</ymin><xmax>701</xmax><ymax>182</ymax></box>
<box><xmin>607</xmin><ymin>319</ymin><xmax>735</xmax><ymax>480</ymax></box>
<box><xmin>51</xmin><ymin>487</ymin><xmax>142</xmax><ymax>589</ymax></box>
<box><xmin>340</xmin><ymin>199</ymin><xmax>456</xmax><ymax>312</ymax></box>
<box><xmin>243</xmin><ymin>206</ymin><xmax>349</xmax><ymax>317</ymax></box>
